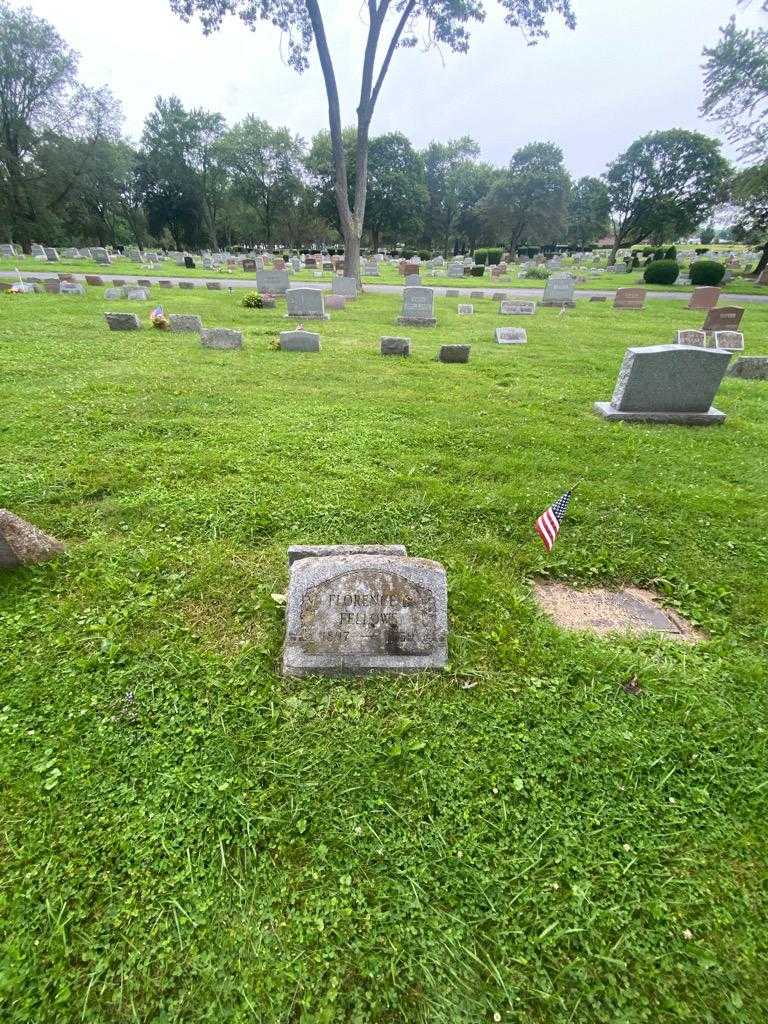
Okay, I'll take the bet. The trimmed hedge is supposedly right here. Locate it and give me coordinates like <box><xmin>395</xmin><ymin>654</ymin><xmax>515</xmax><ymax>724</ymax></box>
<box><xmin>643</xmin><ymin>259</ymin><xmax>680</xmax><ymax>285</ymax></box>
<box><xmin>690</xmin><ymin>260</ymin><xmax>726</xmax><ymax>286</ymax></box>
<box><xmin>474</xmin><ymin>247</ymin><xmax>503</xmax><ymax>266</ymax></box>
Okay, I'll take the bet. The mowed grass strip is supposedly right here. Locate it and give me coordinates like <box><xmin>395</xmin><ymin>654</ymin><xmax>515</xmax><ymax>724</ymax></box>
<box><xmin>1</xmin><ymin>288</ymin><xmax>767</xmax><ymax>1023</ymax></box>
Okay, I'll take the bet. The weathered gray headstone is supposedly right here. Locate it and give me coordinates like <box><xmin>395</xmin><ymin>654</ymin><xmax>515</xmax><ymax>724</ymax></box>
<box><xmin>325</xmin><ymin>295</ymin><xmax>346</xmax><ymax>310</ymax></box>
<box><xmin>713</xmin><ymin>331</ymin><xmax>744</xmax><ymax>352</ymax></box>
<box><xmin>445</xmin><ymin>289</ymin><xmax>459</xmax><ymax>297</ymax></box>
<box><xmin>169</xmin><ymin>314</ymin><xmax>203</xmax><ymax>333</ymax></box>
<box><xmin>205</xmin><ymin>281</ymin><xmax>222</xmax><ymax>290</ymax></box>
<box><xmin>332</xmin><ymin>276</ymin><xmax>358</xmax><ymax>299</ymax></box>
<box><xmin>256</xmin><ymin>268</ymin><xmax>290</xmax><ymax>295</ymax></box>
<box><xmin>397</xmin><ymin>286</ymin><xmax>436</xmax><ymax>326</ymax></box>
<box><xmin>495</xmin><ymin>327</ymin><xmax>527</xmax><ymax>344</ymax></box>
<box><xmin>438</xmin><ymin>344</ymin><xmax>470</xmax><ymax>363</ymax></box>
<box><xmin>201</xmin><ymin>328</ymin><xmax>243</xmax><ymax>350</ymax></box>
<box><xmin>84</xmin><ymin>275</ymin><xmax>104</xmax><ymax>286</ymax></box>
<box><xmin>675</xmin><ymin>329</ymin><xmax>707</xmax><ymax>347</ymax></box>
<box><xmin>458</xmin><ymin>304</ymin><xmax>474</xmax><ymax>315</ymax></box>
<box><xmin>727</xmin><ymin>356</ymin><xmax>768</xmax><ymax>380</ymax></box>
<box><xmin>125</xmin><ymin>287</ymin><xmax>150</xmax><ymax>301</ymax></box>
<box><xmin>279</xmin><ymin>329</ymin><xmax>321</xmax><ymax>352</ymax></box>
<box><xmin>104</xmin><ymin>287</ymin><xmax>124</xmax><ymax>300</ymax></box>
<box><xmin>159</xmin><ymin>280</ymin><xmax>173</xmax><ymax>288</ymax></box>
<box><xmin>500</xmin><ymin>300</ymin><xmax>536</xmax><ymax>315</ymax></box>
<box><xmin>380</xmin><ymin>336</ymin><xmax>411</xmax><ymax>356</ymax></box>
<box><xmin>282</xmin><ymin>553</ymin><xmax>448</xmax><ymax>676</ymax></box>
<box><xmin>594</xmin><ymin>345</ymin><xmax>731</xmax><ymax>425</ymax></box>
<box><xmin>44</xmin><ymin>247</ymin><xmax>59</xmax><ymax>262</ymax></box>
<box><xmin>286</xmin><ymin>287</ymin><xmax>328</xmax><ymax>319</ymax></box>
<box><xmin>0</xmin><ymin>509</ymin><xmax>64</xmax><ymax>569</ymax></box>
<box><xmin>178</xmin><ymin>281</ymin><xmax>196</xmax><ymax>290</ymax></box>
<box><xmin>542</xmin><ymin>276</ymin><xmax>576</xmax><ymax>307</ymax></box>
<box><xmin>105</xmin><ymin>312</ymin><xmax>141</xmax><ymax>331</ymax></box>
<box><xmin>92</xmin><ymin>247</ymin><xmax>111</xmax><ymax>265</ymax></box>
<box><xmin>447</xmin><ymin>263</ymin><xmax>464</xmax><ymax>278</ymax></box>
<box><xmin>469</xmin><ymin>290</ymin><xmax>485</xmax><ymax>300</ymax></box>
<box><xmin>60</xmin><ymin>282</ymin><xmax>85</xmax><ymax>295</ymax></box>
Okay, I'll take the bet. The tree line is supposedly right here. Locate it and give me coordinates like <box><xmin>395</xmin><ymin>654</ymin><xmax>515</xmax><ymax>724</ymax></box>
<box><xmin>1</xmin><ymin>1</ymin><xmax>766</xmax><ymax>273</ymax></box>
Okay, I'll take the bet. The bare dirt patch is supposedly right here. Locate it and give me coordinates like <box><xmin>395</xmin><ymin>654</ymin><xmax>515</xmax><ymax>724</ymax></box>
<box><xmin>532</xmin><ymin>581</ymin><xmax>704</xmax><ymax>643</ymax></box>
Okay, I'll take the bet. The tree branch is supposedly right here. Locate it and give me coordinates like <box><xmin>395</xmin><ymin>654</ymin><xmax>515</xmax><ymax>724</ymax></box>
<box><xmin>370</xmin><ymin>0</ymin><xmax>415</xmax><ymax>113</ymax></box>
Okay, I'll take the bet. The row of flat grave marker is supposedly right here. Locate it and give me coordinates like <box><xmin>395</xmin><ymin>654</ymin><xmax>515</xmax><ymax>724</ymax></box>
<box><xmin>675</xmin><ymin>330</ymin><xmax>745</xmax><ymax>351</ymax></box>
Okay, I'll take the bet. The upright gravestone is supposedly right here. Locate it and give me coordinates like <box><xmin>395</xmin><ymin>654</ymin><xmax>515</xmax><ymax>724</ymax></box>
<box><xmin>169</xmin><ymin>314</ymin><xmax>203</xmax><ymax>334</ymax></box>
<box><xmin>713</xmin><ymin>331</ymin><xmax>744</xmax><ymax>352</ymax></box>
<box><xmin>92</xmin><ymin>247</ymin><xmax>112</xmax><ymax>265</ymax></box>
<box><xmin>282</xmin><ymin>552</ymin><xmax>448</xmax><ymax>676</ymax></box>
<box><xmin>438</xmin><ymin>345</ymin><xmax>470</xmax><ymax>363</ymax></box>
<box><xmin>279</xmin><ymin>329</ymin><xmax>321</xmax><ymax>352</ymax></box>
<box><xmin>256</xmin><ymin>268</ymin><xmax>290</xmax><ymax>295</ymax></box>
<box><xmin>702</xmin><ymin>306</ymin><xmax>744</xmax><ymax>335</ymax></box>
<box><xmin>447</xmin><ymin>263</ymin><xmax>464</xmax><ymax>279</ymax></box>
<box><xmin>201</xmin><ymin>328</ymin><xmax>243</xmax><ymax>350</ymax></box>
<box><xmin>184</xmin><ymin>256</ymin><xmax>196</xmax><ymax>269</ymax></box>
<box><xmin>331</xmin><ymin>276</ymin><xmax>358</xmax><ymax>299</ymax></box>
<box><xmin>404</xmin><ymin>274</ymin><xmax>421</xmax><ymax>287</ymax></box>
<box><xmin>614</xmin><ymin>287</ymin><xmax>646</xmax><ymax>310</ymax></box>
<box><xmin>242</xmin><ymin>258</ymin><xmax>257</xmax><ymax>273</ymax></box>
<box><xmin>105</xmin><ymin>312</ymin><xmax>141</xmax><ymax>331</ymax></box>
<box><xmin>44</xmin><ymin>247</ymin><xmax>59</xmax><ymax>262</ymax></box>
<box><xmin>380</xmin><ymin>336</ymin><xmax>411</xmax><ymax>356</ymax></box>
<box><xmin>675</xmin><ymin>330</ymin><xmax>707</xmax><ymax>347</ymax></box>
<box><xmin>594</xmin><ymin>345</ymin><xmax>731</xmax><ymax>425</ymax></box>
<box><xmin>285</xmin><ymin>287</ymin><xmax>328</xmax><ymax>319</ymax></box>
<box><xmin>688</xmin><ymin>287</ymin><xmax>721</xmax><ymax>311</ymax></box>
<box><xmin>397</xmin><ymin>286</ymin><xmax>436</xmax><ymax>327</ymax></box>
<box><xmin>728</xmin><ymin>357</ymin><xmax>768</xmax><ymax>380</ymax></box>
<box><xmin>541</xmin><ymin>275</ymin><xmax>576</xmax><ymax>307</ymax></box>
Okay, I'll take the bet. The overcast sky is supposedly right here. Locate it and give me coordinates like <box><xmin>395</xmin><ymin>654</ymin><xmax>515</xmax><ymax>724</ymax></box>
<box><xmin>16</xmin><ymin>0</ymin><xmax>765</xmax><ymax>177</ymax></box>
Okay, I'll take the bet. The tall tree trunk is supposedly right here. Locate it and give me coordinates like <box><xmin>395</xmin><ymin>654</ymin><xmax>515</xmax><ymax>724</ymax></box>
<box><xmin>752</xmin><ymin>240</ymin><xmax>768</xmax><ymax>277</ymax></box>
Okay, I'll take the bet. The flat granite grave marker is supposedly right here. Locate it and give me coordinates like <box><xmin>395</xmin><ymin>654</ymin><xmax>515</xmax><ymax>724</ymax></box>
<box><xmin>713</xmin><ymin>331</ymin><xmax>744</xmax><ymax>352</ymax></box>
<box><xmin>614</xmin><ymin>287</ymin><xmax>646</xmax><ymax>310</ymax></box>
<box><xmin>469</xmin><ymin>290</ymin><xmax>485</xmax><ymax>300</ymax></box>
<box><xmin>84</xmin><ymin>275</ymin><xmax>104</xmax><ymax>286</ymax></box>
<box><xmin>380</xmin><ymin>336</ymin><xmax>411</xmax><ymax>356</ymax></box>
<box><xmin>201</xmin><ymin>328</ymin><xmax>243</xmax><ymax>350</ymax></box>
<box><xmin>105</xmin><ymin>312</ymin><xmax>141</xmax><ymax>331</ymax></box>
<box><xmin>178</xmin><ymin>281</ymin><xmax>196</xmax><ymax>290</ymax></box>
<box><xmin>286</xmin><ymin>287</ymin><xmax>328</xmax><ymax>319</ymax></box>
<box><xmin>728</xmin><ymin>356</ymin><xmax>768</xmax><ymax>380</ymax></box>
<box><xmin>594</xmin><ymin>345</ymin><xmax>731</xmax><ymax>425</ymax></box>
<box><xmin>458</xmin><ymin>304</ymin><xmax>474</xmax><ymax>315</ymax></box>
<box><xmin>495</xmin><ymin>327</ymin><xmax>527</xmax><ymax>344</ymax></box>
<box><xmin>169</xmin><ymin>314</ymin><xmax>203</xmax><ymax>333</ymax></box>
<box><xmin>688</xmin><ymin>287</ymin><xmax>721</xmax><ymax>310</ymax></box>
<box><xmin>397</xmin><ymin>286</ymin><xmax>436</xmax><ymax>327</ymax></box>
<box><xmin>702</xmin><ymin>306</ymin><xmax>744</xmax><ymax>334</ymax></box>
<box><xmin>438</xmin><ymin>344</ymin><xmax>470</xmax><ymax>363</ymax></box>
<box><xmin>500</xmin><ymin>300</ymin><xmax>536</xmax><ymax>315</ymax></box>
<box><xmin>675</xmin><ymin>329</ymin><xmax>707</xmax><ymax>347</ymax></box>
<box><xmin>279</xmin><ymin>330</ymin><xmax>321</xmax><ymax>352</ymax></box>
<box><xmin>282</xmin><ymin>552</ymin><xmax>448</xmax><ymax>676</ymax></box>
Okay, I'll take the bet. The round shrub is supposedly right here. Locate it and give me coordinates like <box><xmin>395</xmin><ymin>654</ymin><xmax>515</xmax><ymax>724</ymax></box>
<box><xmin>241</xmin><ymin>291</ymin><xmax>264</xmax><ymax>309</ymax></box>
<box><xmin>689</xmin><ymin>260</ymin><xmax>726</xmax><ymax>286</ymax></box>
<box><xmin>526</xmin><ymin>265</ymin><xmax>550</xmax><ymax>280</ymax></box>
<box><xmin>474</xmin><ymin>247</ymin><xmax>503</xmax><ymax>266</ymax></box>
<box><xmin>664</xmin><ymin>245</ymin><xmax>677</xmax><ymax>260</ymax></box>
<box><xmin>643</xmin><ymin>259</ymin><xmax>680</xmax><ymax>285</ymax></box>
<box><xmin>469</xmin><ymin>265</ymin><xmax>486</xmax><ymax>277</ymax></box>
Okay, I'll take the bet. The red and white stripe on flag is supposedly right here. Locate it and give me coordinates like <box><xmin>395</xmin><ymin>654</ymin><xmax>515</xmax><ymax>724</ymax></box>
<box><xmin>535</xmin><ymin>506</ymin><xmax>561</xmax><ymax>553</ymax></box>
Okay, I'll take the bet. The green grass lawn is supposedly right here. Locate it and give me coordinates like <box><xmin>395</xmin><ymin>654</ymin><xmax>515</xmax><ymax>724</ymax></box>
<box><xmin>3</xmin><ymin>255</ymin><xmax>767</xmax><ymax>296</ymax></box>
<box><xmin>1</xmin><ymin>288</ymin><xmax>767</xmax><ymax>1023</ymax></box>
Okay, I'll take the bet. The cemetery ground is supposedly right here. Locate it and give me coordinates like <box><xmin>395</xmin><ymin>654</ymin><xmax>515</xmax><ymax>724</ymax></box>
<box><xmin>1</xmin><ymin>287</ymin><xmax>767</xmax><ymax>1023</ymax></box>
<box><xmin>2</xmin><ymin>255</ymin><xmax>768</xmax><ymax>297</ymax></box>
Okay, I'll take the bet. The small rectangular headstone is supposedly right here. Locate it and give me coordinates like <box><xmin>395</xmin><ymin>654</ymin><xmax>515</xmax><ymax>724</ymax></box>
<box><xmin>256</xmin><ymin>268</ymin><xmax>290</xmax><ymax>295</ymax></box>
<box><xmin>159</xmin><ymin>280</ymin><xmax>173</xmax><ymax>288</ymax></box>
<box><xmin>469</xmin><ymin>290</ymin><xmax>485</xmax><ymax>300</ymax></box>
<box><xmin>438</xmin><ymin>344</ymin><xmax>470</xmax><ymax>363</ymax></box>
<box><xmin>331</xmin><ymin>276</ymin><xmax>358</xmax><ymax>298</ymax></box>
<box><xmin>279</xmin><ymin>330</ymin><xmax>321</xmax><ymax>352</ymax></box>
<box><xmin>500</xmin><ymin>300</ymin><xmax>536</xmax><ymax>315</ymax></box>
<box><xmin>105</xmin><ymin>312</ymin><xmax>141</xmax><ymax>331</ymax></box>
<box><xmin>702</xmin><ymin>306</ymin><xmax>744</xmax><ymax>333</ymax></box>
<box><xmin>614</xmin><ymin>287</ymin><xmax>646</xmax><ymax>309</ymax></box>
<box><xmin>542</xmin><ymin>276</ymin><xmax>576</xmax><ymax>307</ymax></box>
<box><xmin>282</xmin><ymin>553</ymin><xmax>448</xmax><ymax>676</ymax></box>
<box><xmin>178</xmin><ymin>281</ymin><xmax>196</xmax><ymax>290</ymax></box>
<box><xmin>495</xmin><ymin>327</ymin><xmax>527</xmax><ymax>344</ymax></box>
<box><xmin>169</xmin><ymin>314</ymin><xmax>203</xmax><ymax>333</ymax></box>
<box><xmin>687</xmin><ymin>287</ymin><xmax>721</xmax><ymax>310</ymax></box>
<box><xmin>676</xmin><ymin>329</ymin><xmax>707</xmax><ymax>347</ymax></box>
<box><xmin>381</xmin><ymin>336</ymin><xmax>411</xmax><ymax>356</ymax></box>
<box><xmin>201</xmin><ymin>328</ymin><xmax>243</xmax><ymax>349</ymax></box>
<box><xmin>84</xmin><ymin>275</ymin><xmax>104</xmax><ymax>286</ymax></box>
<box><xmin>728</xmin><ymin>356</ymin><xmax>768</xmax><ymax>380</ymax></box>
<box><xmin>325</xmin><ymin>295</ymin><xmax>346</xmax><ymax>310</ymax></box>
<box><xmin>457</xmin><ymin>304</ymin><xmax>474</xmax><ymax>315</ymax></box>
<box><xmin>713</xmin><ymin>331</ymin><xmax>744</xmax><ymax>352</ymax></box>
<box><xmin>397</xmin><ymin>286</ymin><xmax>436</xmax><ymax>326</ymax></box>
<box><xmin>285</xmin><ymin>287</ymin><xmax>327</xmax><ymax>319</ymax></box>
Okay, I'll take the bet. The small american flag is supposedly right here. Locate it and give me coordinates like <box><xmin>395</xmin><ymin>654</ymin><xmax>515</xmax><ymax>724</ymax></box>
<box><xmin>150</xmin><ymin>305</ymin><xmax>163</xmax><ymax>319</ymax></box>
<box><xmin>535</xmin><ymin>489</ymin><xmax>573</xmax><ymax>553</ymax></box>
